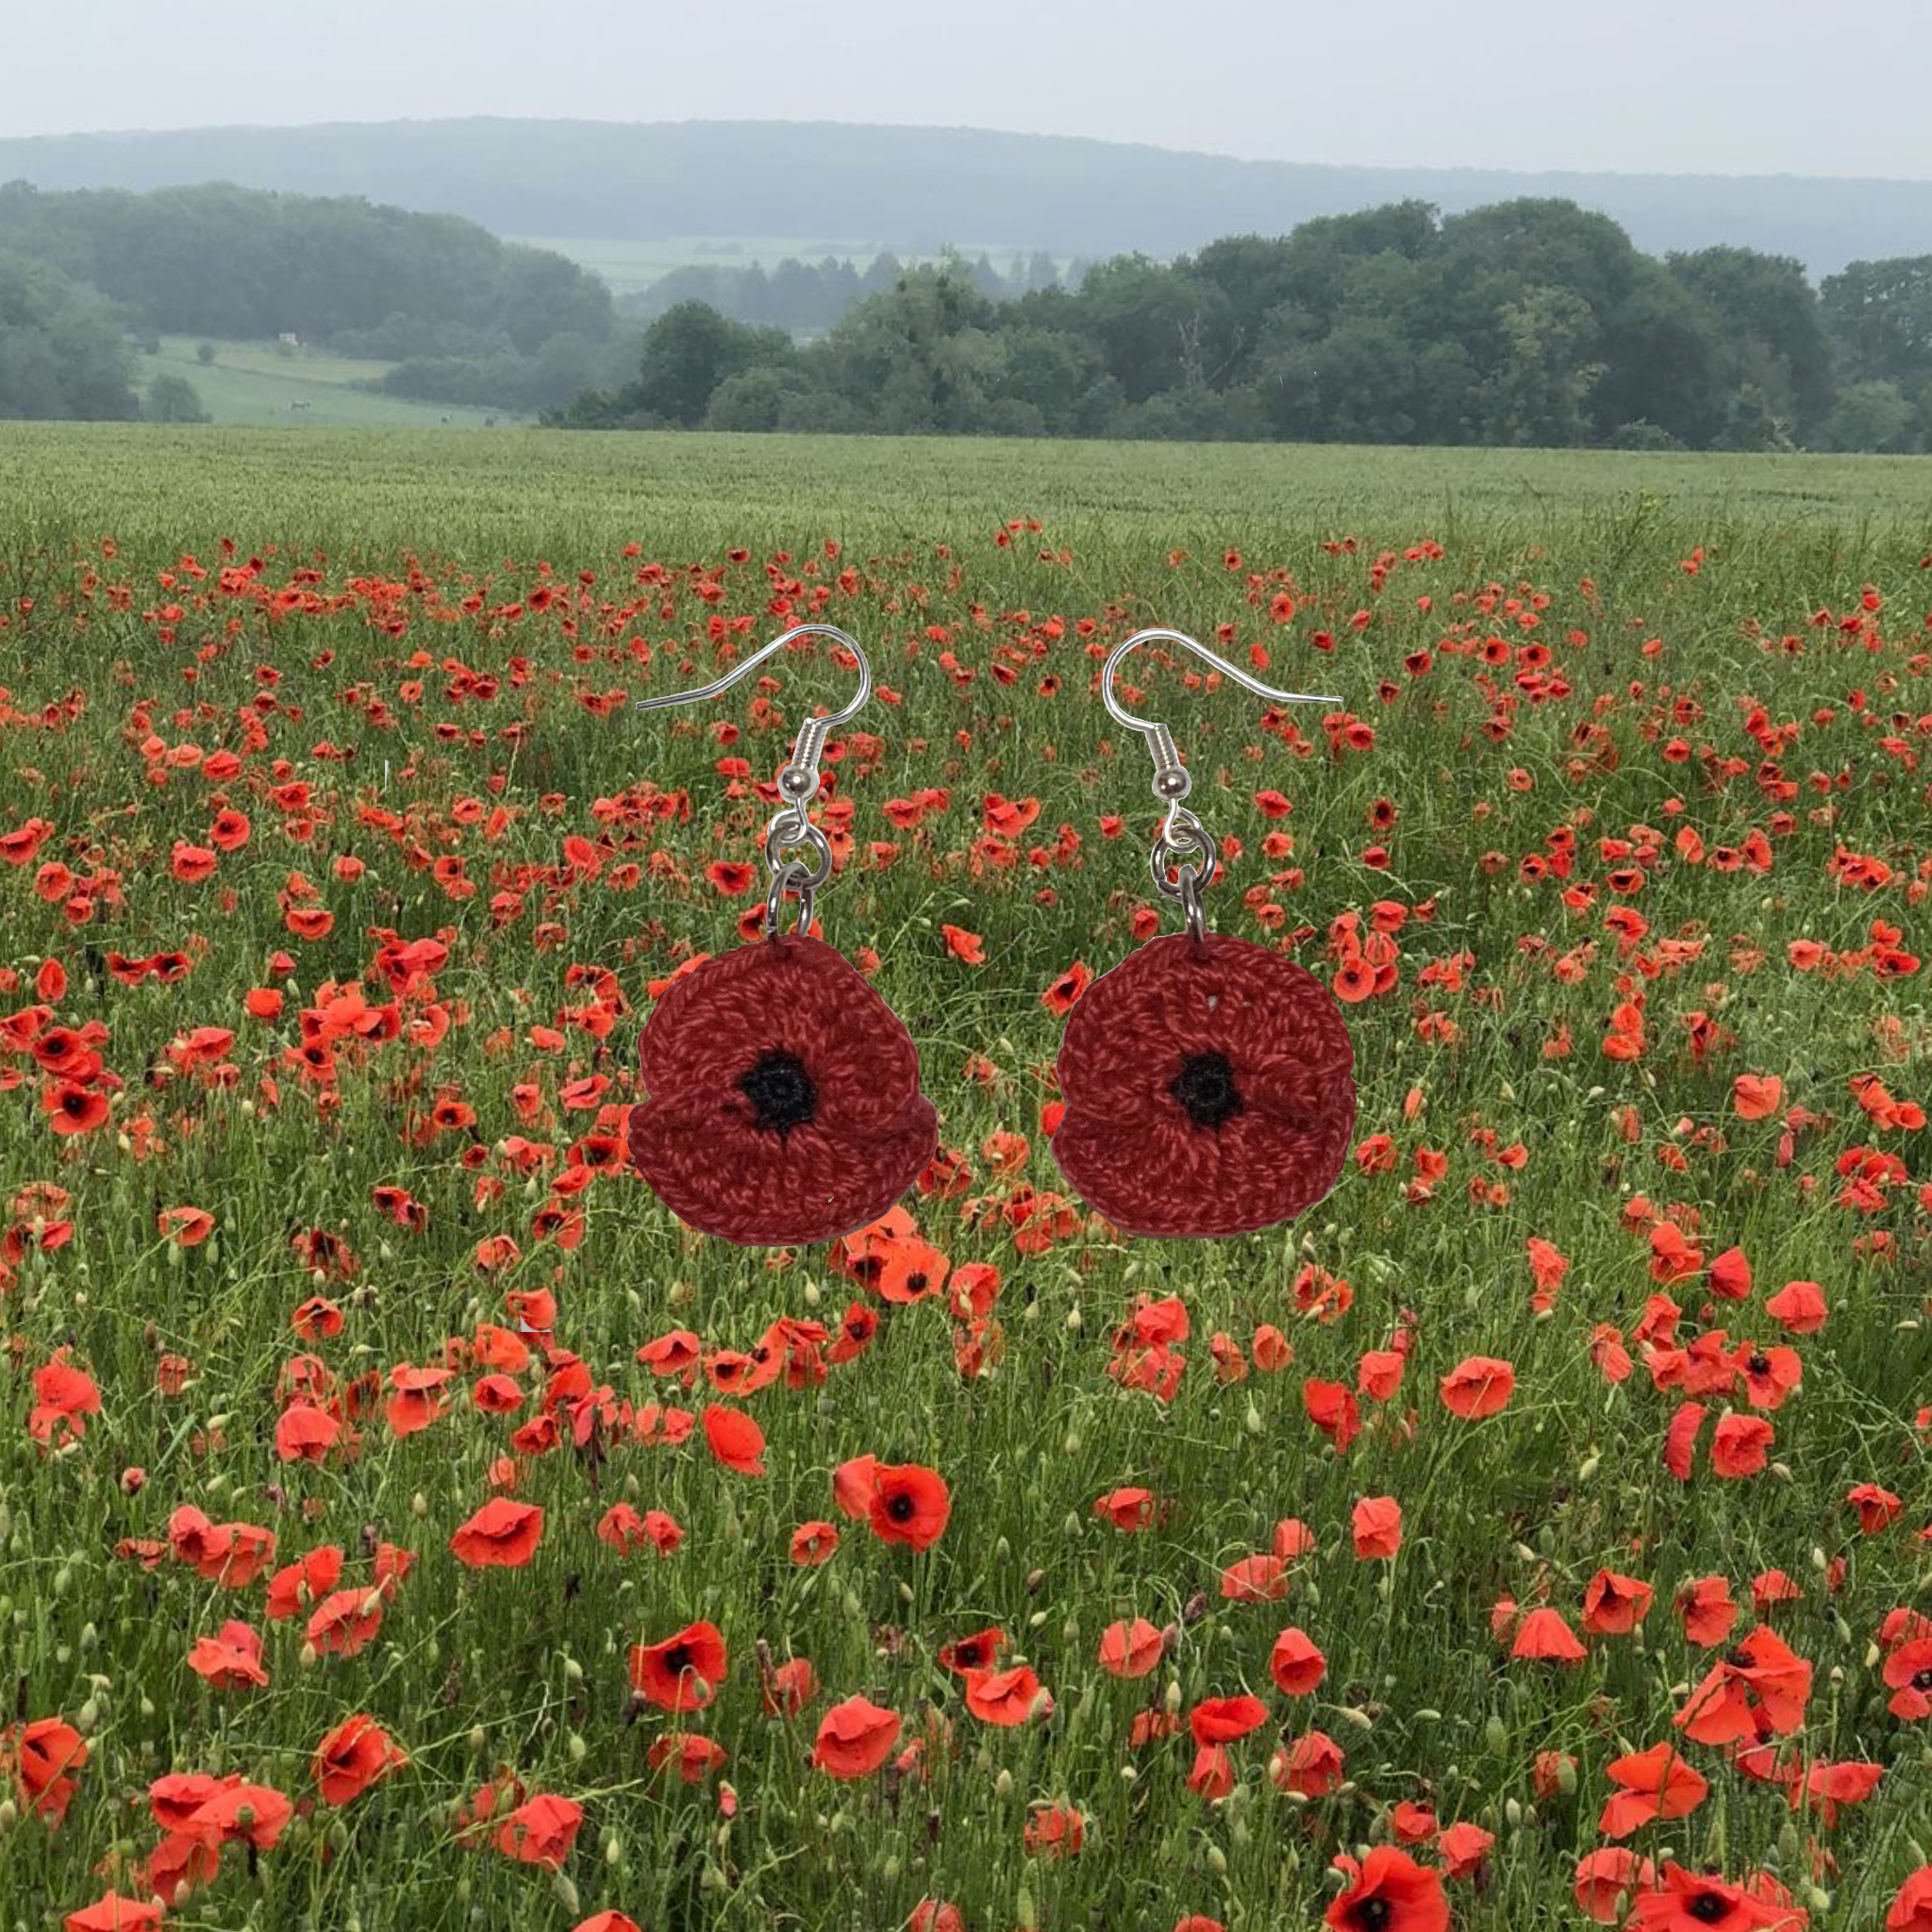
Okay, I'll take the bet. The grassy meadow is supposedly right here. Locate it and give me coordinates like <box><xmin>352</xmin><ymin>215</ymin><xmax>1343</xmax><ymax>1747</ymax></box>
<box><xmin>132</xmin><ymin>341</ymin><xmax>512</xmax><ymax>430</ymax></box>
<box><xmin>1</xmin><ymin>424</ymin><xmax>1930</xmax><ymax>1932</ymax></box>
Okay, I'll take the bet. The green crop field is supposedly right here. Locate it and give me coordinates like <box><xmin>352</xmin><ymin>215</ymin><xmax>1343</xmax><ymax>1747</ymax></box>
<box><xmin>131</xmin><ymin>339</ymin><xmax>517</xmax><ymax>430</ymax></box>
<box><xmin>2</xmin><ymin>423</ymin><xmax>1931</xmax><ymax>1932</ymax></box>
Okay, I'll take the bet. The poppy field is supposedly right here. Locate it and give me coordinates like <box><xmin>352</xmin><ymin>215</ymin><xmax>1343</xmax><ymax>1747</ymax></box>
<box><xmin>2</xmin><ymin>423</ymin><xmax>1931</xmax><ymax>1932</ymax></box>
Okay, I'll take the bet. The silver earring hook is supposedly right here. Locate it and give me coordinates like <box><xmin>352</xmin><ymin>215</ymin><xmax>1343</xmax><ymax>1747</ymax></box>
<box><xmin>1102</xmin><ymin>627</ymin><xmax>1339</xmax><ymax>808</ymax></box>
<box><xmin>635</xmin><ymin>623</ymin><xmax>872</xmax><ymax>937</ymax></box>
<box><xmin>1101</xmin><ymin>627</ymin><xmax>1340</xmax><ymax>944</ymax></box>
<box><xmin>635</xmin><ymin>622</ymin><xmax>872</xmax><ymax>810</ymax></box>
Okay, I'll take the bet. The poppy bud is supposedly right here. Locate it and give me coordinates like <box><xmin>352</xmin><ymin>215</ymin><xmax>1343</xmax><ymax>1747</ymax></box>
<box><xmin>1065</xmin><ymin>1307</ymin><xmax>1082</xmax><ymax>1332</ymax></box>
<box><xmin>554</xmin><ymin>1873</ymin><xmax>580</xmax><ymax>1914</ymax></box>
<box><xmin>468</xmin><ymin>1725</ymin><xmax>486</xmax><ymax>1754</ymax></box>
<box><xmin>1484</xmin><ymin>1713</ymin><xmax>1507</xmax><ymax>1753</ymax></box>
<box><xmin>995</xmin><ymin>1768</ymin><xmax>1013</xmax><ymax>1798</ymax></box>
<box><xmin>1206</xmin><ymin>1844</ymin><xmax>1228</xmax><ymax>1875</ymax></box>
<box><xmin>1415</xmin><ymin>1708</ymin><xmax>1441</xmax><ymax>1724</ymax></box>
<box><xmin>78</xmin><ymin>1622</ymin><xmax>98</xmax><ymax>1655</ymax></box>
<box><xmin>76</xmin><ymin>1697</ymin><xmax>98</xmax><ymax>1733</ymax></box>
<box><xmin>1338</xmin><ymin>1706</ymin><xmax>1374</xmax><ymax>1730</ymax></box>
<box><xmin>1243</xmin><ymin>1400</ymin><xmax>1263</xmax><ymax>1436</ymax></box>
<box><xmin>1577</xmin><ymin>1453</ymin><xmax>1600</xmax><ymax>1483</ymax></box>
<box><xmin>1164</xmin><ymin>1681</ymin><xmax>1183</xmax><ymax>1715</ymax></box>
<box><xmin>880</xmin><ymin>1854</ymin><xmax>900</xmax><ymax>1885</ymax></box>
<box><xmin>1016</xmin><ymin>1875</ymin><xmax>1039</xmax><ymax>1927</ymax></box>
<box><xmin>605</xmin><ymin>1833</ymin><xmax>622</xmax><ymax>1866</ymax></box>
<box><xmin>299</xmin><ymin>1641</ymin><xmax>319</xmax><ymax>1667</ymax></box>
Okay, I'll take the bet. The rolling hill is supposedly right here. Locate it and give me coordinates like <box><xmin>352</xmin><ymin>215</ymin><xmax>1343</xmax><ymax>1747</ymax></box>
<box><xmin>2</xmin><ymin>119</ymin><xmax>1929</xmax><ymax>277</ymax></box>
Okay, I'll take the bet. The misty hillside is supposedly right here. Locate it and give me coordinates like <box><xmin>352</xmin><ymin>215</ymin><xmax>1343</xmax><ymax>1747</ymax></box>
<box><xmin>3</xmin><ymin>119</ymin><xmax>1929</xmax><ymax>276</ymax></box>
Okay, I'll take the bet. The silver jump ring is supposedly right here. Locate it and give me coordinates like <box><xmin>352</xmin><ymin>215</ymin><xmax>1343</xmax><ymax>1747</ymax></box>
<box><xmin>763</xmin><ymin>812</ymin><xmax>833</xmax><ymax>891</ymax></box>
<box><xmin>764</xmin><ymin>858</ymin><xmax>818</xmax><ymax>938</ymax></box>
<box><xmin>1176</xmin><ymin>863</ymin><xmax>1208</xmax><ymax>944</ymax></box>
<box><xmin>1150</xmin><ymin>817</ymin><xmax>1216</xmax><ymax>901</ymax></box>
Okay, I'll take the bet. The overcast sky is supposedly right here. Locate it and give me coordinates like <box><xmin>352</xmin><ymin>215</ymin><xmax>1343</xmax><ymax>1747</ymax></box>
<box><xmin>9</xmin><ymin>0</ymin><xmax>1930</xmax><ymax>180</ymax></box>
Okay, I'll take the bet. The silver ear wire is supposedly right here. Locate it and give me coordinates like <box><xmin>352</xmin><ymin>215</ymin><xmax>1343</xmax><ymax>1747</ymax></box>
<box><xmin>1100</xmin><ymin>627</ymin><xmax>1339</xmax><ymax>941</ymax></box>
<box><xmin>636</xmin><ymin>624</ymin><xmax>873</xmax><ymax>938</ymax></box>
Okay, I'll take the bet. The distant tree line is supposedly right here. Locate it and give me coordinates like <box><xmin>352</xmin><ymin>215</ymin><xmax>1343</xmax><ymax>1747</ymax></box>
<box><xmin>4</xmin><ymin>179</ymin><xmax>1930</xmax><ymax>449</ymax></box>
<box><xmin>555</xmin><ymin>200</ymin><xmax>1932</xmax><ymax>453</ymax></box>
<box><xmin>0</xmin><ymin>179</ymin><xmax>630</xmax><ymax>418</ymax></box>
<box><xmin>626</xmin><ymin>249</ymin><xmax>1077</xmax><ymax>330</ymax></box>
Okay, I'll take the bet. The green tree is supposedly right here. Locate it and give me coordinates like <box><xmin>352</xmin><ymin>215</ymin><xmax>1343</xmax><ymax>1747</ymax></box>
<box><xmin>0</xmin><ymin>249</ymin><xmax>139</xmax><ymax>419</ymax></box>
<box><xmin>1819</xmin><ymin>256</ymin><xmax>1932</xmax><ymax>386</ymax></box>
<box><xmin>629</xmin><ymin>302</ymin><xmax>793</xmax><ymax>426</ymax></box>
<box><xmin>1824</xmin><ymin>378</ymin><xmax>1916</xmax><ymax>452</ymax></box>
<box><xmin>143</xmin><ymin>372</ymin><xmax>209</xmax><ymax>422</ymax></box>
<box><xmin>820</xmin><ymin>264</ymin><xmax>1006</xmax><ymax>433</ymax></box>
<box><xmin>1666</xmin><ymin>246</ymin><xmax>1832</xmax><ymax>436</ymax></box>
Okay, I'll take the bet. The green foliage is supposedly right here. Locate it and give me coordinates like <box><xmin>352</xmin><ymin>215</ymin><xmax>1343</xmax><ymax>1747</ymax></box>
<box><xmin>142</xmin><ymin>371</ymin><xmax>209</xmax><ymax>423</ymax></box>
<box><xmin>558</xmin><ymin>199</ymin><xmax>1925</xmax><ymax>452</ymax></box>
<box><xmin>0</xmin><ymin>179</ymin><xmax>612</xmax><ymax>361</ymax></box>
<box><xmin>0</xmin><ymin>248</ymin><xmax>139</xmax><ymax>420</ymax></box>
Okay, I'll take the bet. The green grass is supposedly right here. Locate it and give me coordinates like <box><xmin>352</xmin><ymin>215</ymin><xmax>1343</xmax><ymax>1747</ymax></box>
<box><xmin>133</xmin><ymin>338</ymin><xmax>518</xmax><ymax>429</ymax></box>
<box><xmin>1</xmin><ymin>425</ymin><xmax>1930</xmax><ymax>1932</ymax></box>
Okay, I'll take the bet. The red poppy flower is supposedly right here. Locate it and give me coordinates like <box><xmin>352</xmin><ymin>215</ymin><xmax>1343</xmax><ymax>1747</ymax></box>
<box><xmin>314</xmin><ymin>1714</ymin><xmax>407</xmax><ymax>1805</ymax></box>
<box><xmin>491</xmin><ymin>1792</ymin><xmax>582</xmax><ymax>1868</ymax></box>
<box><xmin>1050</xmin><ymin>934</ymin><xmax>1356</xmax><ymax>1237</ymax></box>
<box><xmin>1627</xmin><ymin>1861</ymin><xmax>1796</xmax><ymax>1929</ymax></box>
<box><xmin>3</xmin><ymin>1716</ymin><xmax>88</xmax><ymax>1824</ymax></box>
<box><xmin>64</xmin><ymin>1895</ymin><xmax>164</xmax><ymax>1932</ymax></box>
<box><xmin>867</xmin><ymin>1462</ymin><xmax>952</xmax><ymax>1552</ymax></box>
<box><xmin>629</xmin><ymin>1620</ymin><xmax>728</xmax><ymax>1711</ymax></box>
<box><xmin>812</xmin><ymin>1695</ymin><xmax>901</xmax><ymax>1778</ymax></box>
<box><xmin>449</xmin><ymin>1497</ymin><xmax>543</xmax><ymax>1569</ymax></box>
<box><xmin>1324</xmin><ymin>1845</ymin><xmax>1449</xmax><ymax>1932</ymax></box>
<box><xmin>627</xmin><ymin>936</ymin><xmax>936</xmax><ymax>1246</ymax></box>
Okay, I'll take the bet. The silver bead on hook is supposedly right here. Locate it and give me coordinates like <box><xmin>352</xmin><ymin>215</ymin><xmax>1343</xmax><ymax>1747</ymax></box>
<box><xmin>637</xmin><ymin>623</ymin><xmax>871</xmax><ymax>938</ymax></box>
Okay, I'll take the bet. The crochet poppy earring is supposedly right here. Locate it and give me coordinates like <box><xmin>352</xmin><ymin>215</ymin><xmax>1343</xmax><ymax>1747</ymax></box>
<box><xmin>1049</xmin><ymin>628</ymin><xmax>1357</xmax><ymax>1239</ymax></box>
<box><xmin>628</xmin><ymin>625</ymin><xmax>937</xmax><ymax>1247</ymax></box>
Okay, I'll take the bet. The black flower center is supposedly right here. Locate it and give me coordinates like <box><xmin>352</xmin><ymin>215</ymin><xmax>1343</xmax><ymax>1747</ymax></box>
<box><xmin>886</xmin><ymin>1491</ymin><xmax>916</xmax><ymax>1523</ymax></box>
<box><xmin>1687</xmin><ymin>1892</ymin><xmax>1730</xmax><ymax>1924</ymax></box>
<box><xmin>1348</xmin><ymin>1900</ymin><xmax>1392</xmax><ymax>1932</ymax></box>
<box><xmin>1171</xmin><ymin>1052</ymin><xmax>1243</xmax><ymax>1129</ymax></box>
<box><xmin>1914</xmin><ymin>1668</ymin><xmax>1932</xmax><ymax>1690</ymax></box>
<box><xmin>738</xmin><ymin>1049</ymin><xmax>817</xmax><ymax>1137</ymax></box>
<box><xmin>1747</xmin><ymin>1353</ymin><xmax>1771</xmax><ymax>1374</ymax></box>
<box><xmin>1724</xmin><ymin>1646</ymin><xmax>1755</xmax><ymax>1670</ymax></box>
<box><xmin>661</xmin><ymin>1643</ymin><xmax>691</xmax><ymax>1675</ymax></box>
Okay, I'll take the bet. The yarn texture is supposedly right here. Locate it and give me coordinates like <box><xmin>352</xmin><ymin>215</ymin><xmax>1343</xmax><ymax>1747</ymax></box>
<box><xmin>1050</xmin><ymin>931</ymin><xmax>1357</xmax><ymax>1239</ymax></box>
<box><xmin>628</xmin><ymin>934</ymin><xmax>937</xmax><ymax>1247</ymax></box>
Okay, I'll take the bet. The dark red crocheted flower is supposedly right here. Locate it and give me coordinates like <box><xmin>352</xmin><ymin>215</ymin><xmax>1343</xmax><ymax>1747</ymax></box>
<box><xmin>1049</xmin><ymin>932</ymin><xmax>1357</xmax><ymax>1239</ymax></box>
<box><xmin>628</xmin><ymin>935</ymin><xmax>937</xmax><ymax>1247</ymax></box>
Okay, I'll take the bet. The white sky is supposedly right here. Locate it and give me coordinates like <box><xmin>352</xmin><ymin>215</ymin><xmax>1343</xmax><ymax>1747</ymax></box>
<box><xmin>7</xmin><ymin>0</ymin><xmax>1930</xmax><ymax>180</ymax></box>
